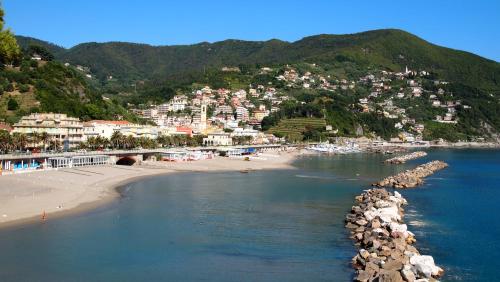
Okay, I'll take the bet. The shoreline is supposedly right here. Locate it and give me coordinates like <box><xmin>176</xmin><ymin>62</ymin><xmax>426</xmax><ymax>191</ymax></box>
<box><xmin>0</xmin><ymin>150</ymin><xmax>301</xmax><ymax>229</ymax></box>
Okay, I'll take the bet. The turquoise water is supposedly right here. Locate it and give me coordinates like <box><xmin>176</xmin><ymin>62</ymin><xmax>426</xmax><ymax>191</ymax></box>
<box><xmin>0</xmin><ymin>150</ymin><xmax>498</xmax><ymax>281</ymax></box>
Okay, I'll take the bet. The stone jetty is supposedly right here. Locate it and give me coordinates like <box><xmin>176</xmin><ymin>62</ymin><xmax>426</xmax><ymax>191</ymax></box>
<box><xmin>373</xmin><ymin>161</ymin><xmax>448</xmax><ymax>189</ymax></box>
<box><xmin>346</xmin><ymin>188</ymin><xmax>444</xmax><ymax>282</ymax></box>
<box><xmin>384</xmin><ymin>152</ymin><xmax>427</xmax><ymax>164</ymax></box>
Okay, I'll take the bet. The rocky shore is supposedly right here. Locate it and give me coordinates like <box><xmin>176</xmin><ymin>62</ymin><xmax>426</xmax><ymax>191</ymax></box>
<box><xmin>373</xmin><ymin>161</ymin><xmax>448</xmax><ymax>189</ymax></box>
<box><xmin>346</xmin><ymin>188</ymin><xmax>444</xmax><ymax>282</ymax></box>
<box><xmin>384</xmin><ymin>152</ymin><xmax>427</xmax><ymax>164</ymax></box>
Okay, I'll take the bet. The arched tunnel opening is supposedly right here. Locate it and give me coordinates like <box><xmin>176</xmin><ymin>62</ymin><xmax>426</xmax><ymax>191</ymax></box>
<box><xmin>116</xmin><ymin>157</ymin><xmax>136</xmax><ymax>166</ymax></box>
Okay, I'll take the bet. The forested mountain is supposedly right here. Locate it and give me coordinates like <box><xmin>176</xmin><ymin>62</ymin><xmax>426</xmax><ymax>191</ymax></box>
<box><xmin>16</xmin><ymin>29</ymin><xmax>500</xmax><ymax>93</ymax></box>
<box><xmin>15</xmin><ymin>35</ymin><xmax>66</xmax><ymax>58</ymax></box>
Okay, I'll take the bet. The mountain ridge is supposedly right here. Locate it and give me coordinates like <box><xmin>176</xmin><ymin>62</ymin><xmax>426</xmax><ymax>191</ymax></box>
<box><xmin>15</xmin><ymin>29</ymin><xmax>500</xmax><ymax>93</ymax></box>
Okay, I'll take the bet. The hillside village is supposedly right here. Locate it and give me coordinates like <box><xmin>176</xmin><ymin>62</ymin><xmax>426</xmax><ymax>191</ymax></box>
<box><xmin>113</xmin><ymin>62</ymin><xmax>472</xmax><ymax>145</ymax></box>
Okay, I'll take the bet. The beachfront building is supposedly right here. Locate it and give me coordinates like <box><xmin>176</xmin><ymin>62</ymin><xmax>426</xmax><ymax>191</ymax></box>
<box><xmin>231</xmin><ymin>128</ymin><xmax>259</xmax><ymax>139</ymax></box>
<box><xmin>203</xmin><ymin>132</ymin><xmax>233</xmax><ymax>146</ymax></box>
<box><xmin>119</xmin><ymin>124</ymin><xmax>159</xmax><ymax>139</ymax></box>
<box><xmin>13</xmin><ymin>113</ymin><xmax>84</xmax><ymax>149</ymax></box>
<box><xmin>48</xmin><ymin>155</ymin><xmax>110</xmax><ymax>169</ymax></box>
<box><xmin>83</xmin><ymin>120</ymin><xmax>130</xmax><ymax>141</ymax></box>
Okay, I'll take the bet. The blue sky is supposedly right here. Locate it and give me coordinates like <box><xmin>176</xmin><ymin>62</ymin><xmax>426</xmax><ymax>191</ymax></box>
<box><xmin>3</xmin><ymin>0</ymin><xmax>500</xmax><ymax>61</ymax></box>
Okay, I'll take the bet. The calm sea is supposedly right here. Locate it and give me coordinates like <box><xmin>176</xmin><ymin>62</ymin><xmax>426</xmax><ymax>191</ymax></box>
<box><xmin>0</xmin><ymin>149</ymin><xmax>498</xmax><ymax>281</ymax></box>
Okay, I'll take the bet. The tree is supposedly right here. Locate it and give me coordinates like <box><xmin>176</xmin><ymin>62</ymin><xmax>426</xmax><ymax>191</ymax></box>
<box><xmin>27</xmin><ymin>45</ymin><xmax>54</xmax><ymax>61</ymax></box>
<box><xmin>40</xmin><ymin>132</ymin><xmax>50</xmax><ymax>151</ymax></box>
<box><xmin>5</xmin><ymin>83</ymin><xmax>13</xmax><ymax>92</ymax></box>
<box><xmin>0</xmin><ymin>129</ymin><xmax>12</xmax><ymax>153</ymax></box>
<box><xmin>11</xmin><ymin>132</ymin><xmax>28</xmax><ymax>151</ymax></box>
<box><xmin>124</xmin><ymin>135</ymin><xmax>137</xmax><ymax>149</ymax></box>
<box><xmin>110</xmin><ymin>131</ymin><xmax>124</xmax><ymax>149</ymax></box>
<box><xmin>7</xmin><ymin>97</ymin><xmax>18</xmax><ymax>110</ymax></box>
<box><xmin>30</xmin><ymin>132</ymin><xmax>41</xmax><ymax>148</ymax></box>
<box><xmin>0</xmin><ymin>6</ymin><xmax>21</xmax><ymax>65</ymax></box>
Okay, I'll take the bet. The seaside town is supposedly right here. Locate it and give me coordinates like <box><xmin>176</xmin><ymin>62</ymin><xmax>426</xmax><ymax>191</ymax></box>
<box><xmin>0</xmin><ymin>1</ymin><xmax>499</xmax><ymax>281</ymax></box>
<box><xmin>0</xmin><ymin>61</ymin><xmax>497</xmax><ymax>174</ymax></box>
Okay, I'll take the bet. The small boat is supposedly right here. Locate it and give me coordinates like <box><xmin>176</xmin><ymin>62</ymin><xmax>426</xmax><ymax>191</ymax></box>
<box><xmin>240</xmin><ymin>169</ymin><xmax>250</xmax><ymax>173</ymax></box>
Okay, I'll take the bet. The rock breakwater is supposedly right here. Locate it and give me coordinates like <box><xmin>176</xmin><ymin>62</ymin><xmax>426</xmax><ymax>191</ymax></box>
<box><xmin>384</xmin><ymin>152</ymin><xmax>427</xmax><ymax>164</ymax></box>
<box><xmin>346</xmin><ymin>188</ymin><xmax>444</xmax><ymax>282</ymax></box>
<box><xmin>373</xmin><ymin>161</ymin><xmax>448</xmax><ymax>189</ymax></box>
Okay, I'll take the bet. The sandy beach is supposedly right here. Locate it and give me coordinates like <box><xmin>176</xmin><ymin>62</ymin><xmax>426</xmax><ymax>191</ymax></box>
<box><xmin>0</xmin><ymin>150</ymin><xmax>300</xmax><ymax>227</ymax></box>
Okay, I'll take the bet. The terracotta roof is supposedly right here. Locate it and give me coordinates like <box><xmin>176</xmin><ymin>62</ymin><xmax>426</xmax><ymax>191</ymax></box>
<box><xmin>0</xmin><ymin>123</ymin><xmax>12</xmax><ymax>132</ymax></box>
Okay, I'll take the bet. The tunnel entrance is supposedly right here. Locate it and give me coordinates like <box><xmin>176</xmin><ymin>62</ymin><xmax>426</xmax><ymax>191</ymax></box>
<box><xmin>116</xmin><ymin>157</ymin><xmax>136</xmax><ymax>166</ymax></box>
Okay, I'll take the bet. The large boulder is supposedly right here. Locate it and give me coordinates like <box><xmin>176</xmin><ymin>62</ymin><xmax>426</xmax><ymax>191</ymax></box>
<box><xmin>356</xmin><ymin>219</ymin><xmax>369</xmax><ymax>226</ymax></box>
<box><xmin>390</xmin><ymin>222</ymin><xmax>409</xmax><ymax>238</ymax></box>
<box><xmin>401</xmin><ymin>265</ymin><xmax>416</xmax><ymax>282</ymax></box>
<box><xmin>409</xmin><ymin>255</ymin><xmax>443</xmax><ymax>278</ymax></box>
<box><xmin>359</xmin><ymin>249</ymin><xmax>370</xmax><ymax>260</ymax></box>
<box><xmin>382</xmin><ymin>259</ymin><xmax>404</xmax><ymax>271</ymax></box>
<box><xmin>379</xmin><ymin>270</ymin><xmax>404</xmax><ymax>282</ymax></box>
<box><xmin>355</xmin><ymin>269</ymin><xmax>372</xmax><ymax>282</ymax></box>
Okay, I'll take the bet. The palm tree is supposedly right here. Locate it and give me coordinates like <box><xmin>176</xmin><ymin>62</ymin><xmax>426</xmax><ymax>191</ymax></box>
<box><xmin>11</xmin><ymin>132</ymin><xmax>28</xmax><ymax>151</ymax></box>
<box><xmin>95</xmin><ymin>136</ymin><xmax>109</xmax><ymax>149</ymax></box>
<box><xmin>49</xmin><ymin>139</ymin><xmax>61</xmax><ymax>151</ymax></box>
<box><xmin>0</xmin><ymin>130</ymin><xmax>12</xmax><ymax>153</ymax></box>
<box><xmin>30</xmin><ymin>132</ymin><xmax>41</xmax><ymax>149</ymax></box>
<box><xmin>86</xmin><ymin>136</ymin><xmax>98</xmax><ymax>150</ymax></box>
<box><xmin>137</xmin><ymin>137</ymin><xmax>158</xmax><ymax>149</ymax></box>
<box><xmin>125</xmin><ymin>135</ymin><xmax>136</xmax><ymax>149</ymax></box>
<box><xmin>40</xmin><ymin>132</ymin><xmax>50</xmax><ymax>151</ymax></box>
<box><xmin>110</xmin><ymin>131</ymin><xmax>124</xmax><ymax>149</ymax></box>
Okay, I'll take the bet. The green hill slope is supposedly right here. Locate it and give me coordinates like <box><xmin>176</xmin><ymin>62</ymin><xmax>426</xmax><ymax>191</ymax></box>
<box><xmin>16</xmin><ymin>29</ymin><xmax>500</xmax><ymax>93</ymax></box>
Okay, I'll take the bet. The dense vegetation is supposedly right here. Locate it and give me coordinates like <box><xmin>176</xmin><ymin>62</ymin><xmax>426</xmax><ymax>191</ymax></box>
<box><xmin>0</xmin><ymin>57</ymin><xmax>139</xmax><ymax>123</ymax></box>
<box><xmin>16</xmin><ymin>29</ymin><xmax>500</xmax><ymax>94</ymax></box>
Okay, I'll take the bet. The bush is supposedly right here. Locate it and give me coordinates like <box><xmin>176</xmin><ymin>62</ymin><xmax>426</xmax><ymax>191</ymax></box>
<box><xmin>5</xmin><ymin>83</ymin><xmax>14</xmax><ymax>92</ymax></box>
<box><xmin>19</xmin><ymin>84</ymin><xmax>30</xmax><ymax>93</ymax></box>
<box><xmin>7</xmin><ymin>97</ymin><xmax>19</xmax><ymax>111</ymax></box>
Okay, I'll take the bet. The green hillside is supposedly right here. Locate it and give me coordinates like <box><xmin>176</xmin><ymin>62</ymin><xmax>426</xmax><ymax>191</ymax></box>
<box><xmin>16</xmin><ymin>29</ymin><xmax>500</xmax><ymax>93</ymax></box>
<box><xmin>15</xmin><ymin>35</ymin><xmax>66</xmax><ymax>58</ymax></box>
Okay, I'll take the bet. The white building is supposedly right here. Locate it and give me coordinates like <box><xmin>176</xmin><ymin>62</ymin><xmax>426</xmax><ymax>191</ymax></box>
<box><xmin>203</xmin><ymin>132</ymin><xmax>233</xmax><ymax>146</ymax></box>
<box><xmin>236</xmin><ymin>107</ymin><xmax>249</xmax><ymax>122</ymax></box>
<box><xmin>83</xmin><ymin>120</ymin><xmax>130</xmax><ymax>141</ymax></box>
<box><xmin>167</xmin><ymin>95</ymin><xmax>188</xmax><ymax>112</ymax></box>
<box><xmin>119</xmin><ymin>124</ymin><xmax>159</xmax><ymax>139</ymax></box>
<box><xmin>142</xmin><ymin>108</ymin><xmax>158</xmax><ymax>119</ymax></box>
<box><xmin>231</xmin><ymin>128</ymin><xmax>259</xmax><ymax>139</ymax></box>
